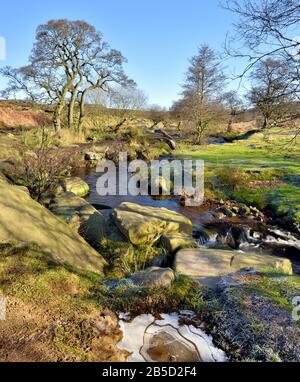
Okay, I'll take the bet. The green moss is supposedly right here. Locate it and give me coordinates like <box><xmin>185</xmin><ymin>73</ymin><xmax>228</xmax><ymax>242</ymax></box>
<box><xmin>241</xmin><ymin>272</ymin><xmax>300</xmax><ymax>312</ymax></box>
<box><xmin>101</xmin><ymin>274</ymin><xmax>205</xmax><ymax>315</ymax></box>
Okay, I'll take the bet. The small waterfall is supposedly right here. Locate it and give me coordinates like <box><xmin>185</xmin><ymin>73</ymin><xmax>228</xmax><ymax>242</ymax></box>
<box><xmin>194</xmin><ymin>227</ymin><xmax>218</xmax><ymax>247</ymax></box>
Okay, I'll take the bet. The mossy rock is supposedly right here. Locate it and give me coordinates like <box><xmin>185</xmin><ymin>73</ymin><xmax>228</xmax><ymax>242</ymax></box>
<box><xmin>60</xmin><ymin>177</ymin><xmax>90</xmax><ymax>197</ymax></box>
<box><xmin>128</xmin><ymin>267</ymin><xmax>175</xmax><ymax>288</ymax></box>
<box><xmin>0</xmin><ymin>183</ymin><xmax>107</xmax><ymax>274</ymax></box>
<box><xmin>112</xmin><ymin>202</ymin><xmax>193</xmax><ymax>246</ymax></box>
<box><xmin>0</xmin><ymin>171</ymin><xmax>8</xmax><ymax>184</ymax></box>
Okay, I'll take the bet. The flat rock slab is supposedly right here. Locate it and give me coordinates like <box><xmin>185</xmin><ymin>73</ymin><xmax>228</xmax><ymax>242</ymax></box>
<box><xmin>0</xmin><ymin>183</ymin><xmax>107</xmax><ymax>274</ymax></box>
<box><xmin>112</xmin><ymin>202</ymin><xmax>193</xmax><ymax>246</ymax></box>
<box><xmin>175</xmin><ymin>248</ymin><xmax>293</xmax><ymax>288</ymax></box>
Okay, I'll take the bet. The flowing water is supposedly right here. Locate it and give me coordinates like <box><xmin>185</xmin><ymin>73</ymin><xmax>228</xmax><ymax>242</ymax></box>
<box><xmin>74</xmin><ymin>166</ymin><xmax>300</xmax><ymax>361</ymax></box>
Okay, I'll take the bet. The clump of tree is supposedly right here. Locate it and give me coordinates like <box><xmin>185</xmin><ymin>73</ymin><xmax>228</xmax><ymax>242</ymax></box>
<box><xmin>224</xmin><ymin>0</ymin><xmax>300</xmax><ymax>135</ymax></box>
<box><xmin>248</xmin><ymin>59</ymin><xmax>291</xmax><ymax>128</ymax></box>
<box><xmin>171</xmin><ymin>44</ymin><xmax>226</xmax><ymax>144</ymax></box>
<box><xmin>0</xmin><ymin>19</ymin><xmax>130</xmax><ymax>133</ymax></box>
<box><xmin>87</xmin><ymin>84</ymin><xmax>148</xmax><ymax>133</ymax></box>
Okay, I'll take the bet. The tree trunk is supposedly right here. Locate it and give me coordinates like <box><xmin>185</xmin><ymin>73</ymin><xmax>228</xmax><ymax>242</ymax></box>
<box><xmin>78</xmin><ymin>89</ymin><xmax>88</xmax><ymax>133</ymax></box>
<box><xmin>53</xmin><ymin>100</ymin><xmax>65</xmax><ymax>133</ymax></box>
<box><xmin>196</xmin><ymin>121</ymin><xmax>204</xmax><ymax>145</ymax></box>
<box><xmin>68</xmin><ymin>78</ymin><xmax>83</xmax><ymax>130</ymax></box>
<box><xmin>262</xmin><ymin>116</ymin><xmax>268</xmax><ymax>129</ymax></box>
<box><xmin>227</xmin><ymin>118</ymin><xmax>233</xmax><ymax>133</ymax></box>
<box><xmin>68</xmin><ymin>91</ymin><xmax>76</xmax><ymax>130</ymax></box>
<box><xmin>54</xmin><ymin>81</ymin><xmax>74</xmax><ymax>133</ymax></box>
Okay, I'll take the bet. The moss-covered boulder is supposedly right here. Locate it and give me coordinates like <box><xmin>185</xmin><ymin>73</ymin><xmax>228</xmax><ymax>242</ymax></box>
<box><xmin>111</xmin><ymin>202</ymin><xmax>193</xmax><ymax>246</ymax></box>
<box><xmin>0</xmin><ymin>183</ymin><xmax>107</xmax><ymax>274</ymax></box>
<box><xmin>50</xmin><ymin>192</ymin><xmax>105</xmax><ymax>247</ymax></box>
<box><xmin>60</xmin><ymin>177</ymin><xmax>89</xmax><ymax>197</ymax></box>
<box><xmin>175</xmin><ymin>248</ymin><xmax>292</xmax><ymax>288</ymax></box>
<box><xmin>160</xmin><ymin>232</ymin><xmax>197</xmax><ymax>253</ymax></box>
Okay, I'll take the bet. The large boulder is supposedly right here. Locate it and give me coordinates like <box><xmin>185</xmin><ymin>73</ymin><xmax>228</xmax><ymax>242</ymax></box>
<box><xmin>174</xmin><ymin>248</ymin><xmax>293</xmax><ymax>288</ymax></box>
<box><xmin>50</xmin><ymin>192</ymin><xmax>105</xmax><ymax>247</ymax></box>
<box><xmin>129</xmin><ymin>267</ymin><xmax>175</xmax><ymax>288</ymax></box>
<box><xmin>59</xmin><ymin>177</ymin><xmax>89</xmax><ymax>197</ymax></box>
<box><xmin>111</xmin><ymin>202</ymin><xmax>192</xmax><ymax>246</ymax></box>
<box><xmin>0</xmin><ymin>183</ymin><xmax>107</xmax><ymax>274</ymax></box>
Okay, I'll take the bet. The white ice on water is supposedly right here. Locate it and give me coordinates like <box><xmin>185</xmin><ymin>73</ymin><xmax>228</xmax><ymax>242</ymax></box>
<box><xmin>117</xmin><ymin>312</ymin><xmax>227</xmax><ymax>362</ymax></box>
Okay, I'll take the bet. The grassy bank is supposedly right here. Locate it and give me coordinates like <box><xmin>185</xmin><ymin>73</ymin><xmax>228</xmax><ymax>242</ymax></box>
<box><xmin>174</xmin><ymin>128</ymin><xmax>300</xmax><ymax>229</ymax></box>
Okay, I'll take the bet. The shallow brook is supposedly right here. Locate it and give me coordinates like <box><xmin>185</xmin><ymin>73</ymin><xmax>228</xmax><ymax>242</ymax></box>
<box><xmin>75</xmin><ymin>167</ymin><xmax>300</xmax><ymax>272</ymax></box>
<box><xmin>117</xmin><ymin>312</ymin><xmax>227</xmax><ymax>362</ymax></box>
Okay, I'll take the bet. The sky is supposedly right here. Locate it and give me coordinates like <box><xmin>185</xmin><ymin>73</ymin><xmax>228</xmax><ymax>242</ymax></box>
<box><xmin>0</xmin><ymin>0</ymin><xmax>244</xmax><ymax>108</ymax></box>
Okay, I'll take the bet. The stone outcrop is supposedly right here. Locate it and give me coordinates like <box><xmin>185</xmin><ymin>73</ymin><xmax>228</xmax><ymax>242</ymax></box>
<box><xmin>160</xmin><ymin>232</ymin><xmax>197</xmax><ymax>253</ymax></box>
<box><xmin>0</xmin><ymin>183</ymin><xmax>107</xmax><ymax>274</ymax></box>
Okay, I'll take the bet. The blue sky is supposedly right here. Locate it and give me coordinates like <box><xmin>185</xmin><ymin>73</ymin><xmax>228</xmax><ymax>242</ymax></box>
<box><xmin>0</xmin><ymin>0</ymin><xmax>243</xmax><ymax>107</ymax></box>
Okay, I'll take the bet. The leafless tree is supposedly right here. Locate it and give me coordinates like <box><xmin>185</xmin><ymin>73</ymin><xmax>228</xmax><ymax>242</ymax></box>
<box><xmin>224</xmin><ymin>1</ymin><xmax>300</xmax><ymax>99</ymax></box>
<box><xmin>0</xmin><ymin>19</ymin><xmax>130</xmax><ymax>133</ymax></box>
<box><xmin>173</xmin><ymin>44</ymin><xmax>226</xmax><ymax>144</ymax></box>
<box><xmin>106</xmin><ymin>84</ymin><xmax>148</xmax><ymax>131</ymax></box>
<box><xmin>224</xmin><ymin>1</ymin><xmax>300</xmax><ymax>68</ymax></box>
<box><xmin>248</xmin><ymin>58</ymin><xmax>291</xmax><ymax>128</ymax></box>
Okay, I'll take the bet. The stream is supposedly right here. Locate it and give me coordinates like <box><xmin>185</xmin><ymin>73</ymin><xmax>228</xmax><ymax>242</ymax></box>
<box><xmin>74</xmin><ymin>166</ymin><xmax>300</xmax><ymax>362</ymax></box>
<box><xmin>75</xmin><ymin>167</ymin><xmax>300</xmax><ymax>271</ymax></box>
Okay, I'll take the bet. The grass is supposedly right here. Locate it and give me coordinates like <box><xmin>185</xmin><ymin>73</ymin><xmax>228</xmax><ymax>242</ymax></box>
<box><xmin>174</xmin><ymin>128</ymin><xmax>300</xmax><ymax>226</ymax></box>
<box><xmin>0</xmin><ymin>241</ymin><xmax>205</xmax><ymax>316</ymax></box>
<box><xmin>241</xmin><ymin>271</ymin><xmax>300</xmax><ymax>312</ymax></box>
<box><xmin>0</xmin><ymin>242</ymin><xmax>207</xmax><ymax>360</ymax></box>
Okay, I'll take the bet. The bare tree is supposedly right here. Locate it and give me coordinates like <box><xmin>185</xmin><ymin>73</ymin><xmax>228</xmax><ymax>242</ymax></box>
<box><xmin>248</xmin><ymin>58</ymin><xmax>290</xmax><ymax>128</ymax></box>
<box><xmin>0</xmin><ymin>19</ymin><xmax>129</xmax><ymax>133</ymax></box>
<box><xmin>105</xmin><ymin>84</ymin><xmax>148</xmax><ymax>132</ymax></box>
<box><xmin>224</xmin><ymin>0</ymin><xmax>300</xmax><ymax>97</ymax></box>
<box><xmin>173</xmin><ymin>44</ymin><xmax>226</xmax><ymax>144</ymax></box>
